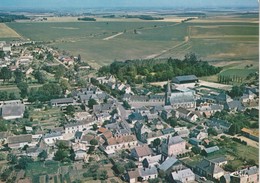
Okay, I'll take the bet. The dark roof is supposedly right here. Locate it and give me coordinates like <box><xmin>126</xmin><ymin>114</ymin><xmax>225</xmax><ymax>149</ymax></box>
<box><xmin>176</xmin><ymin>107</ymin><xmax>190</xmax><ymax>115</ymax></box>
<box><xmin>168</xmin><ymin>136</ymin><xmax>184</xmax><ymax>145</ymax></box>
<box><xmin>209</xmin><ymin>118</ymin><xmax>231</xmax><ymax>129</ymax></box>
<box><xmin>173</xmin><ymin>75</ymin><xmax>198</xmax><ymax>83</ymax></box>
<box><xmin>224</xmin><ymin>100</ymin><xmax>245</xmax><ymax>111</ymax></box>
<box><xmin>129</xmin><ymin>112</ymin><xmax>144</xmax><ymax>121</ymax></box>
<box><xmin>75</xmin><ymin>131</ymin><xmax>83</xmax><ymax>139</ymax></box>
<box><xmin>196</xmin><ymin>158</ymin><xmax>224</xmax><ymax>175</ymax></box>
<box><xmin>162</xmin><ymin>128</ymin><xmax>174</xmax><ymax>135</ymax></box>
<box><xmin>139</xmin><ymin>167</ymin><xmax>158</xmax><ymax>177</ymax></box>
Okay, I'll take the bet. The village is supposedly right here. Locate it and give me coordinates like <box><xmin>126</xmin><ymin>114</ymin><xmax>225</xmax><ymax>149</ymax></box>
<box><xmin>0</xmin><ymin>41</ymin><xmax>259</xmax><ymax>183</ymax></box>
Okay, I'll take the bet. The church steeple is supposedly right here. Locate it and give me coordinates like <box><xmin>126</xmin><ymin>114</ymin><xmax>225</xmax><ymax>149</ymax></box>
<box><xmin>165</xmin><ymin>80</ymin><xmax>171</xmax><ymax>105</ymax></box>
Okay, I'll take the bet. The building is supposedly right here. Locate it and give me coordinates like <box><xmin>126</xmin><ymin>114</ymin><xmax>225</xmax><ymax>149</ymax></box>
<box><xmin>171</xmin><ymin>168</ymin><xmax>195</xmax><ymax>183</ymax></box>
<box><xmin>142</xmin><ymin>155</ymin><xmax>161</xmax><ymax>168</ymax></box>
<box><xmin>175</xmin><ymin>107</ymin><xmax>198</xmax><ymax>122</ymax></box>
<box><xmin>230</xmin><ymin>166</ymin><xmax>259</xmax><ymax>183</ymax></box>
<box><xmin>165</xmin><ymin>82</ymin><xmax>196</xmax><ymax>109</ymax></box>
<box><xmin>131</xmin><ymin>145</ymin><xmax>153</xmax><ymax>162</ymax></box>
<box><xmin>162</xmin><ymin>136</ymin><xmax>186</xmax><ymax>157</ymax></box>
<box><xmin>127</xmin><ymin>170</ymin><xmax>140</xmax><ymax>183</ymax></box>
<box><xmin>64</xmin><ymin>120</ymin><xmax>96</xmax><ymax>134</ymax></box>
<box><xmin>42</xmin><ymin>132</ymin><xmax>63</xmax><ymax>145</ymax></box>
<box><xmin>1</xmin><ymin>104</ymin><xmax>25</xmax><ymax>120</ymax></box>
<box><xmin>7</xmin><ymin>134</ymin><xmax>32</xmax><ymax>149</ymax></box>
<box><xmin>203</xmin><ymin>146</ymin><xmax>220</xmax><ymax>156</ymax></box>
<box><xmin>196</xmin><ymin>158</ymin><xmax>225</xmax><ymax>180</ymax></box>
<box><xmin>50</xmin><ymin>98</ymin><xmax>75</xmax><ymax>107</ymax></box>
<box><xmin>139</xmin><ymin>166</ymin><xmax>158</xmax><ymax>181</ymax></box>
<box><xmin>172</xmin><ymin>75</ymin><xmax>198</xmax><ymax>84</ymax></box>
<box><xmin>207</xmin><ymin>118</ymin><xmax>231</xmax><ymax>133</ymax></box>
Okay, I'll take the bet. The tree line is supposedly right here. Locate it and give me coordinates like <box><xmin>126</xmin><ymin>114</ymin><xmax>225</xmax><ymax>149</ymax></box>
<box><xmin>98</xmin><ymin>53</ymin><xmax>222</xmax><ymax>84</ymax></box>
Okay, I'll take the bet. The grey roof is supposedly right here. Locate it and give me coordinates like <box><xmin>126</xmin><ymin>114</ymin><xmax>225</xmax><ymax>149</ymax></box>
<box><xmin>210</xmin><ymin>157</ymin><xmax>227</xmax><ymax>164</ymax></box>
<box><xmin>169</xmin><ymin>91</ymin><xmax>195</xmax><ymax>104</ymax></box>
<box><xmin>234</xmin><ymin>166</ymin><xmax>258</xmax><ymax>176</ymax></box>
<box><xmin>209</xmin><ymin>118</ymin><xmax>231</xmax><ymax>129</ymax></box>
<box><xmin>7</xmin><ymin>134</ymin><xmax>32</xmax><ymax>144</ymax></box>
<box><xmin>43</xmin><ymin>132</ymin><xmax>62</xmax><ymax>139</ymax></box>
<box><xmin>215</xmin><ymin>92</ymin><xmax>232</xmax><ymax>102</ymax></box>
<box><xmin>173</xmin><ymin>75</ymin><xmax>198</xmax><ymax>83</ymax></box>
<box><xmin>130</xmin><ymin>95</ymin><xmax>149</xmax><ymax>101</ymax></box>
<box><xmin>224</xmin><ymin>100</ymin><xmax>245</xmax><ymax>111</ymax></box>
<box><xmin>1</xmin><ymin>104</ymin><xmax>25</xmax><ymax>117</ymax></box>
<box><xmin>50</xmin><ymin>98</ymin><xmax>74</xmax><ymax>104</ymax></box>
<box><xmin>189</xmin><ymin>137</ymin><xmax>201</xmax><ymax>143</ymax></box>
<box><xmin>171</xmin><ymin>168</ymin><xmax>195</xmax><ymax>181</ymax></box>
<box><xmin>196</xmin><ymin>158</ymin><xmax>224</xmax><ymax>175</ymax></box>
<box><xmin>139</xmin><ymin>166</ymin><xmax>158</xmax><ymax>177</ymax></box>
<box><xmin>204</xmin><ymin>146</ymin><xmax>219</xmax><ymax>154</ymax></box>
<box><xmin>168</xmin><ymin>136</ymin><xmax>184</xmax><ymax>145</ymax></box>
<box><xmin>158</xmin><ymin>157</ymin><xmax>178</xmax><ymax>171</ymax></box>
<box><xmin>149</xmin><ymin>95</ymin><xmax>165</xmax><ymax>100</ymax></box>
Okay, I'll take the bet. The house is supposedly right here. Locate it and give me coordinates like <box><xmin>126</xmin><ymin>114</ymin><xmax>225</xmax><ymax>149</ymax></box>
<box><xmin>142</xmin><ymin>154</ymin><xmax>161</xmax><ymax>168</ymax></box>
<box><xmin>196</xmin><ymin>158</ymin><xmax>225</xmax><ymax>180</ymax></box>
<box><xmin>127</xmin><ymin>169</ymin><xmax>140</xmax><ymax>183</ymax></box>
<box><xmin>210</xmin><ymin>157</ymin><xmax>228</xmax><ymax>167</ymax></box>
<box><xmin>240</xmin><ymin>90</ymin><xmax>257</xmax><ymax>103</ymax></box>
<box><xmin>42</xmin><ymin>132</ymin><xmax>63</xmax><ymax>145</ymax></box>
<box><xmin>171</xmin><ymin>168</ymin><xmax>195</xmax><ymax>183</ymax></box>
<box><xmin>224</xmin><ymin>100</ymin><xmax>244</xmax><ymax>112</ymax></box>
<box><xmin>215</xmin><ymin>92</ymin><xmax>233</xmax><ymax>104</ymax></box>
<box><xmin>131</xmin><ymin>145</ymin><xmax>153</xmax><ymax>162</ymax></box>
<box><xmin>174</xmin><ymin>107</ymin><xmax>198</xmax><ymax>122</ymax></box>
<box><xmin>128</xmin><ymin>112</ymin><xmax>144</xmax><ymax>124</ymax></box>
<box><xmin>64</xmin><ymin>120</ymin><xmax>96</xmax><ymax>134</ymax></box>
<box><xmin>190</xmin><ymin>128</ymin><xmax>208</xmax><ymax>140</ymax></box>
<box><xmin>74</xmin><ymin>150</ymin><xmax>87</xmax><ymax>161</ymax></box>
<box><xmin>197</xmin><ymin>104</ymin><xmax>224</xmax><ymax>118</ymax></box>
<box><xmin>174</xmin><ymin>127</ymin><xmax>190</xmax><ymax>138</ymax></box>
<box><xmin>206</xmin><ymin>118</ymin><xmax>231</xmax><ymax>133</ymax></box>
<box><xmin>241</xmin><ymin>128</ymin><xmax>259</xmax><ymax>142</ymax></box>
<box><xmin>189</xmin><ymin>138</ymin><xmax>202</xmax><ymax>146</ymax></box>
<box><xmin>7</xmin><ymin>134</ymin><xmax>32</xmax><ymax>149</ymax></box>
<box><xmin>1</xmin><ymin>104</ymin><xmax>25</xmax><ymax>120</ymax></box>
<box><xmin>104</xmin><ymin>134</ymin><xmax>137</xmax><ymax>152</ymax></box>
<box><xmin>134</xmin><ymin>122</ymin><xmax>152</xmax><ymax>143</ymax></box>
<box><xmin>230</xmin><ymin>166</ymin><xmax>259</xmax><ymax>183</ymax></box>
<box><xmin>172</xmin><ymin>75</ymin><xmax>198</xmax><ymax>84</ymax></box>
<box><xmin>139</xmin><ymin>166</ymin><xmax>158</xmax><ymax>181</ymax></box>
<box><xmin>158</xmin><ymin>157</ymin><xmax>181</xmax><ymax>172</ymax></box>
<box><xmin>202</xmin><ymin>146</ymin><xmax>220</xmax><ymax>156</ymax></box>
<box><xmin>50</xmin><ymin>98</ymin><xmax>75</xmax><ymax>107</ymax></box>
<box><xmin>162</xmin><ymin>136</ymin><xmax>186</xmax><ymax>157</ymax></box>
<box><xmin>165</xmin><ymin>82</ymin><xmax>196</xmax><ymax>109</ymax></box>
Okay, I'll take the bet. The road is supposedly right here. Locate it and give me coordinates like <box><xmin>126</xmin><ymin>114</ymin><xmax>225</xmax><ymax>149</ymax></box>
<box><xmin>54</xmin><ymin>57</ymin><xmax>69</xmax><ymax>69</ymax></box>
<box><xmin>103</xmin><ymin>32</ymin><xmax>123</xmax><ymax>40</ymax></box>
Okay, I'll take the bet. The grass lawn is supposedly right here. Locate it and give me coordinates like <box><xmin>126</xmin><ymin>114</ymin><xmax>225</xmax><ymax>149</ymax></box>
<box><xmin>26</xmin><ymin>161</ymin><xmax>60</xmax><ymax>177</ymax></box>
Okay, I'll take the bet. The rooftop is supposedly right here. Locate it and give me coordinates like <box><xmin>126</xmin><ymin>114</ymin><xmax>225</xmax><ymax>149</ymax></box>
<box><xmin>133</xmin><ymin>145</ymin><xmax>152</xmax><ymax>157</ymax></box>
<box><xmin>171</xmin><ymin>168</ymin><xmax>195</xmax><ymax>181</ymax></box>
<box><xmin>7</xmin><ymin>134</ymin><xmax>32</xmax><ymax>144</ymax></box>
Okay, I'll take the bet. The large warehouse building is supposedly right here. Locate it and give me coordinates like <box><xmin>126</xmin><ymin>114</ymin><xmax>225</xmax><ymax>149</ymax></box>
<box><xmin>172</xmin><ymin>75</ymin><xmax>199</xmax><ymax>84</ymax></box>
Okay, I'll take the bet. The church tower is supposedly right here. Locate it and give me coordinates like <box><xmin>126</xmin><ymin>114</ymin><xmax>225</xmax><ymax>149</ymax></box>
<box><xmin>165</xmin><ymin>80</ymin><xmax>171</xmax><ymax>105</ymax></box>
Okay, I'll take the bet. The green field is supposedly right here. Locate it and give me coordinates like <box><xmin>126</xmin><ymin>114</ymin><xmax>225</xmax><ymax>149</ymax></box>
<box><xmin>4</xmin><ymin>17</ymin><xmax>259</xmax><ymax>69</ymax></box>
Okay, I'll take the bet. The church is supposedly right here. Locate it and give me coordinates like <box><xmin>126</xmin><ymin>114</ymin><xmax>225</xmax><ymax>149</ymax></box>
<box><xmin>165</xmin><ymin>81</ymin><xmax>196</xmax><ymax>109</ymax></box>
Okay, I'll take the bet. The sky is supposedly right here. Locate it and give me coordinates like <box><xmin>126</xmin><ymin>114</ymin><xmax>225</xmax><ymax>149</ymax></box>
<box><xmin>0</xmin><ymin>0</ymin><xmax>258</xmax><ymax>9</ymax></box>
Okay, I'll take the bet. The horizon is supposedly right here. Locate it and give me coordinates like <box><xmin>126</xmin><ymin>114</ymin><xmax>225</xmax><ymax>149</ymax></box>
<box><xmin>0</xmin><ymin>0</ymin><xmax>258</xmax><ymax>10</ymax></box>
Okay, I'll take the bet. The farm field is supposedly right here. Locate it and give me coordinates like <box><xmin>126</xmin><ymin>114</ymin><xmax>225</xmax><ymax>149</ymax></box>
<box><xmin>0</xmin><ymin>23</ymin><xmax>21</xmax><ymax>40</ymax></box>
<box><xmin>4</xmin><ymin>14</ymin><xmax>259</xmax><ymax>70</ymax></box>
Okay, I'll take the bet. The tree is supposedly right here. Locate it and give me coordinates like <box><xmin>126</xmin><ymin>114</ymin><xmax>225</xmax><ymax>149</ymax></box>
<box><xmin>92</xmin><ymin>124</ymin><xmax>98</xmax><ymax>130</ymax></box>
<box><xmin>167</xmin><ymin>117</ymin><xmax>177</xmax><ymax>127</ymax></box>
<box><xmin>99</xmin><ymin>170</ymin><xmax>108</xmax><ymax>180</ymax></box>
<box><xmin>54</xmin><ymin>65</ymin><xmax>65</xmax><ymax>81</ymax></box>
<box><xmin>0</xmin><ymin>51</ymin><xmax>4</xmax><ymax>59</ymax></box>
<box><xmin>191</xmin><ymin>146</ymin><xmax>201</xmax><ymax>154</ymax></box>
<box><xmin>17</xmin><ymin>82</ymin><xmax>28</xmax><ymax>98</ymax></box>
<box><xmin>34</xmin><ymin>70</ymin><xmax>47</xmax><ymax>84</ymax></box>
<box><xmin>7</xmin><ymin>154</ymin><xmax>17</xmax><ymax>164</ymax></box>
<box><xmin>122</xmin><ymin>101</ymin><xmax>131</xmax><ymax>109</ymax></box>
<box><xmin>124</xmin><ymin>160</ymin><xmax>136</xmax><ymax>171</ymax></box>
<box><xmin>38</xmin><ymin>150</ymin><xmax>48</xmax><ymax>161</ymax></box>
<box><xmin>88</xmin><ymin>146</ymin><xmax>95</xmax><ymax>154</ymax></box>
<box><xmin>46</xmin><ymin>53</ymin><xmax>54</xmax><ymax>61</ymax></box>
<box><xmin>17</xmin><ymin>156</ymin><xmax>33</xmax><ymax>169</ymax></box>
<box><xmin>152</xmin><ymin>138</ymin><xmax>161</xmax><ymax>150</ymax></box>
<box><xmin>0</xmin><ymin>91</ymin><xmax>8</xmax><ymax>100</ymax></box>
<box><xmin>14</xmin><ymin>69</ymin><xmax>24</xmax><ymax>83</ymax></box>
<box><xmin>88</xmin><ymin>99</ymin><xmax>97</xmax><ymax>109</ymax></box>
<box><xmin>0</xmin><ymin>67</ymin><xmax>12</xmax><ymax>83</ymax></box>
<box><xmin>23</xmin><ymin>109</ymin><xmax>30</xmax><ymax>118</ymax></box>
<box><xmin>207</xmin><ymin>127</ymin><xmax>218</xmax><ymax>136</ymax></box>
<box><xmin>54</xmin><ymin>149</ymin><xmax>69</xmax><ymax>162</ymax></box>
<box><xmin>114</xmin><ymin>163</ymin><xmax>125</xmax><ymax>174</ymax></box>
<box><xmin>66</xmin><ymin>105</ymin><xmax>75</xmax><ymax>115</ymax></box>
<box><xmin>229</xmin><ymin>123</ymin><xmax>241</xmax><ymax>135</ymax></box>
<box><xmin>60</xmin><ymin>79</ymin><xmax>70</xmax><ymax>93</ymax></box>
<box><xmin>9</xmin><ymin>92</ymin><xmax>17</xmax><ymax>100</ymax></box>
<box><xmin>90</xmin><ymin>139</ymin><xmax>98</xmax><ymax>146</ymax></box>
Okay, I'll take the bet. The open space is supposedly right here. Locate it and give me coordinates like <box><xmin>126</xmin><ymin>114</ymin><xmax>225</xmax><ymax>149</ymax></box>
<box><xmin>4</xmin><ymin>13</ymin><xmax>258</xmax><ymax>69</ymax></box>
